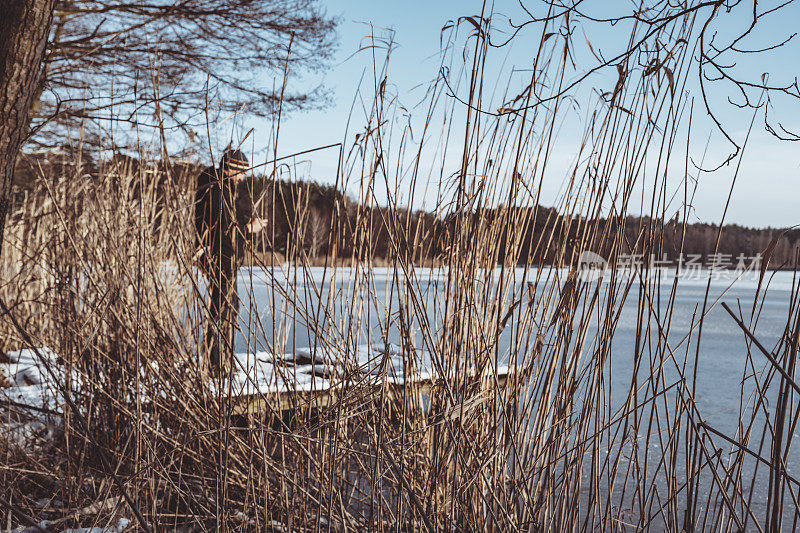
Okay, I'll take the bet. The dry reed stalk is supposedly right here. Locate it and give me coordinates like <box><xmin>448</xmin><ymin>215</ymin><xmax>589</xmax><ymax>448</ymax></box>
<box><xmin>0</xmin><ymin>5</ymin><xmax>798</xmax><ymax>532</ymax></box>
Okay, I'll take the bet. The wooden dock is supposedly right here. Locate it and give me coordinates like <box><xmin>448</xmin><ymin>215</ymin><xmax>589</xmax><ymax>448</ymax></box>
<box><xmin>232</xmin><ymin>364</ymin><xmax>529</xmax><ymax>417</ymax></box>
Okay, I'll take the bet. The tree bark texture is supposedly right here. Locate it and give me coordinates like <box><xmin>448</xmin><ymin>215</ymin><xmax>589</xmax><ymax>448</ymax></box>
<box><xmin>0</xmin><ymin>0</ymin><xmax>57</xmax><ymax>257</ymax></box>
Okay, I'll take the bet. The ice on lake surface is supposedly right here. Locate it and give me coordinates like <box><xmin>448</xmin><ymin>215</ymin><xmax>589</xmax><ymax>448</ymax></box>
<box><xmin>233</xmin><ymin>266</ymin><xmax>797</xmax><ymax>430</ymax></box>
<box><xmin>231</xmin><ymin>265</ymin><xmax>800</xmax><ymax>521</ymax></box>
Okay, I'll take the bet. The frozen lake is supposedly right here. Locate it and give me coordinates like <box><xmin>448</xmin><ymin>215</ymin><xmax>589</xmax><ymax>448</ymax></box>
<box><xmin>232</xmin><ymin>265</ymin><xmax>800</xmax><ymax>527</ymax></box>
<box><xmin>234</xmin><ymin>267</ymin><xmax>796</xmax><ymax>434</ymax></box>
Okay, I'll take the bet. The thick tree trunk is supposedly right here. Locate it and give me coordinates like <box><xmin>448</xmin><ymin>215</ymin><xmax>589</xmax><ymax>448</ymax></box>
<box><xmin>0</xmin><ymin>0</ymin><xmax>57</xmax><ymax>257</ymax></box>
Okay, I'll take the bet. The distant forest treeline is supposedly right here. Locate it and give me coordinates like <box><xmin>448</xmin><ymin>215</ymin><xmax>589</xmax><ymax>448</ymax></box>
<box><xmin>13</xmin><ymin>151</ymin><xmax>800</xmax><ymax>269</ymax></box>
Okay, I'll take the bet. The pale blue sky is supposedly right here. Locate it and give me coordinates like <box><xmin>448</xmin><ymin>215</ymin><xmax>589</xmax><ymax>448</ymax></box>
<box><xmin>236</xmin><ymin>1</ymin><xmax>800</xmax><ymax>229</ymax></box>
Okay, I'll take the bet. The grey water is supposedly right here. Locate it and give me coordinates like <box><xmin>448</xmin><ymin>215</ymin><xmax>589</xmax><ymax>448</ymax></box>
<box><xmin>232</xmin><ymin>266</ymin><xmax>800</xmax><ymax>528</ymax></box>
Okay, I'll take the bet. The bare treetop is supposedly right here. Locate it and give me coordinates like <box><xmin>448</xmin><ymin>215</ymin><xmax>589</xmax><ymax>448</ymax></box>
<box><xmin>443</xmin><ymin>0</ymin><xmax>799</xmax><ymax>170</ymax></box>
<box><xmin>30</xmin><ymin>0</ymin><xmax>338</xmax><ymax>151</ymax></box>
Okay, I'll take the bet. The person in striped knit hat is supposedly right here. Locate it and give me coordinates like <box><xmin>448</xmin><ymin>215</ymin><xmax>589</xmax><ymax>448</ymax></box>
<box><xmin>194</xmin><ymin>148</ymin><xmax>267</xmax><ymax>377</ymax></box>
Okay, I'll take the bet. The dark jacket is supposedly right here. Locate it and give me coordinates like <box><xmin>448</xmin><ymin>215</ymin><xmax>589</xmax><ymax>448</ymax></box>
<box><xmin>194</xmin><ymin>165</ymin><xmax>254</xmax><ymax>259</ymax></box>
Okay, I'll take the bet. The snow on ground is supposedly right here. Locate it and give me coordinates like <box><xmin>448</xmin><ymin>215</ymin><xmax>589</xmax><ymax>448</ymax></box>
<box><xmin>2</xmin><ymin>347</ymin><xmax>62</xmax><ymax>407</ymax></box>
<box><xmin>1</xmin><ymin>347</ymin><xmax>63</xmax><ymax>449</ymax></box>
<box><xmin>1</xmin><ymin>344</ymin><xmax>436</xmax><ymax>433</ymax></box>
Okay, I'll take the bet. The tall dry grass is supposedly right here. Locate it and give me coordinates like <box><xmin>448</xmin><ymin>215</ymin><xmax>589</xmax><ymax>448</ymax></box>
<box><xmin>1</xmin><ymin>6</ymin><xmax>800</xmax><ymax>532</ymax></box>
